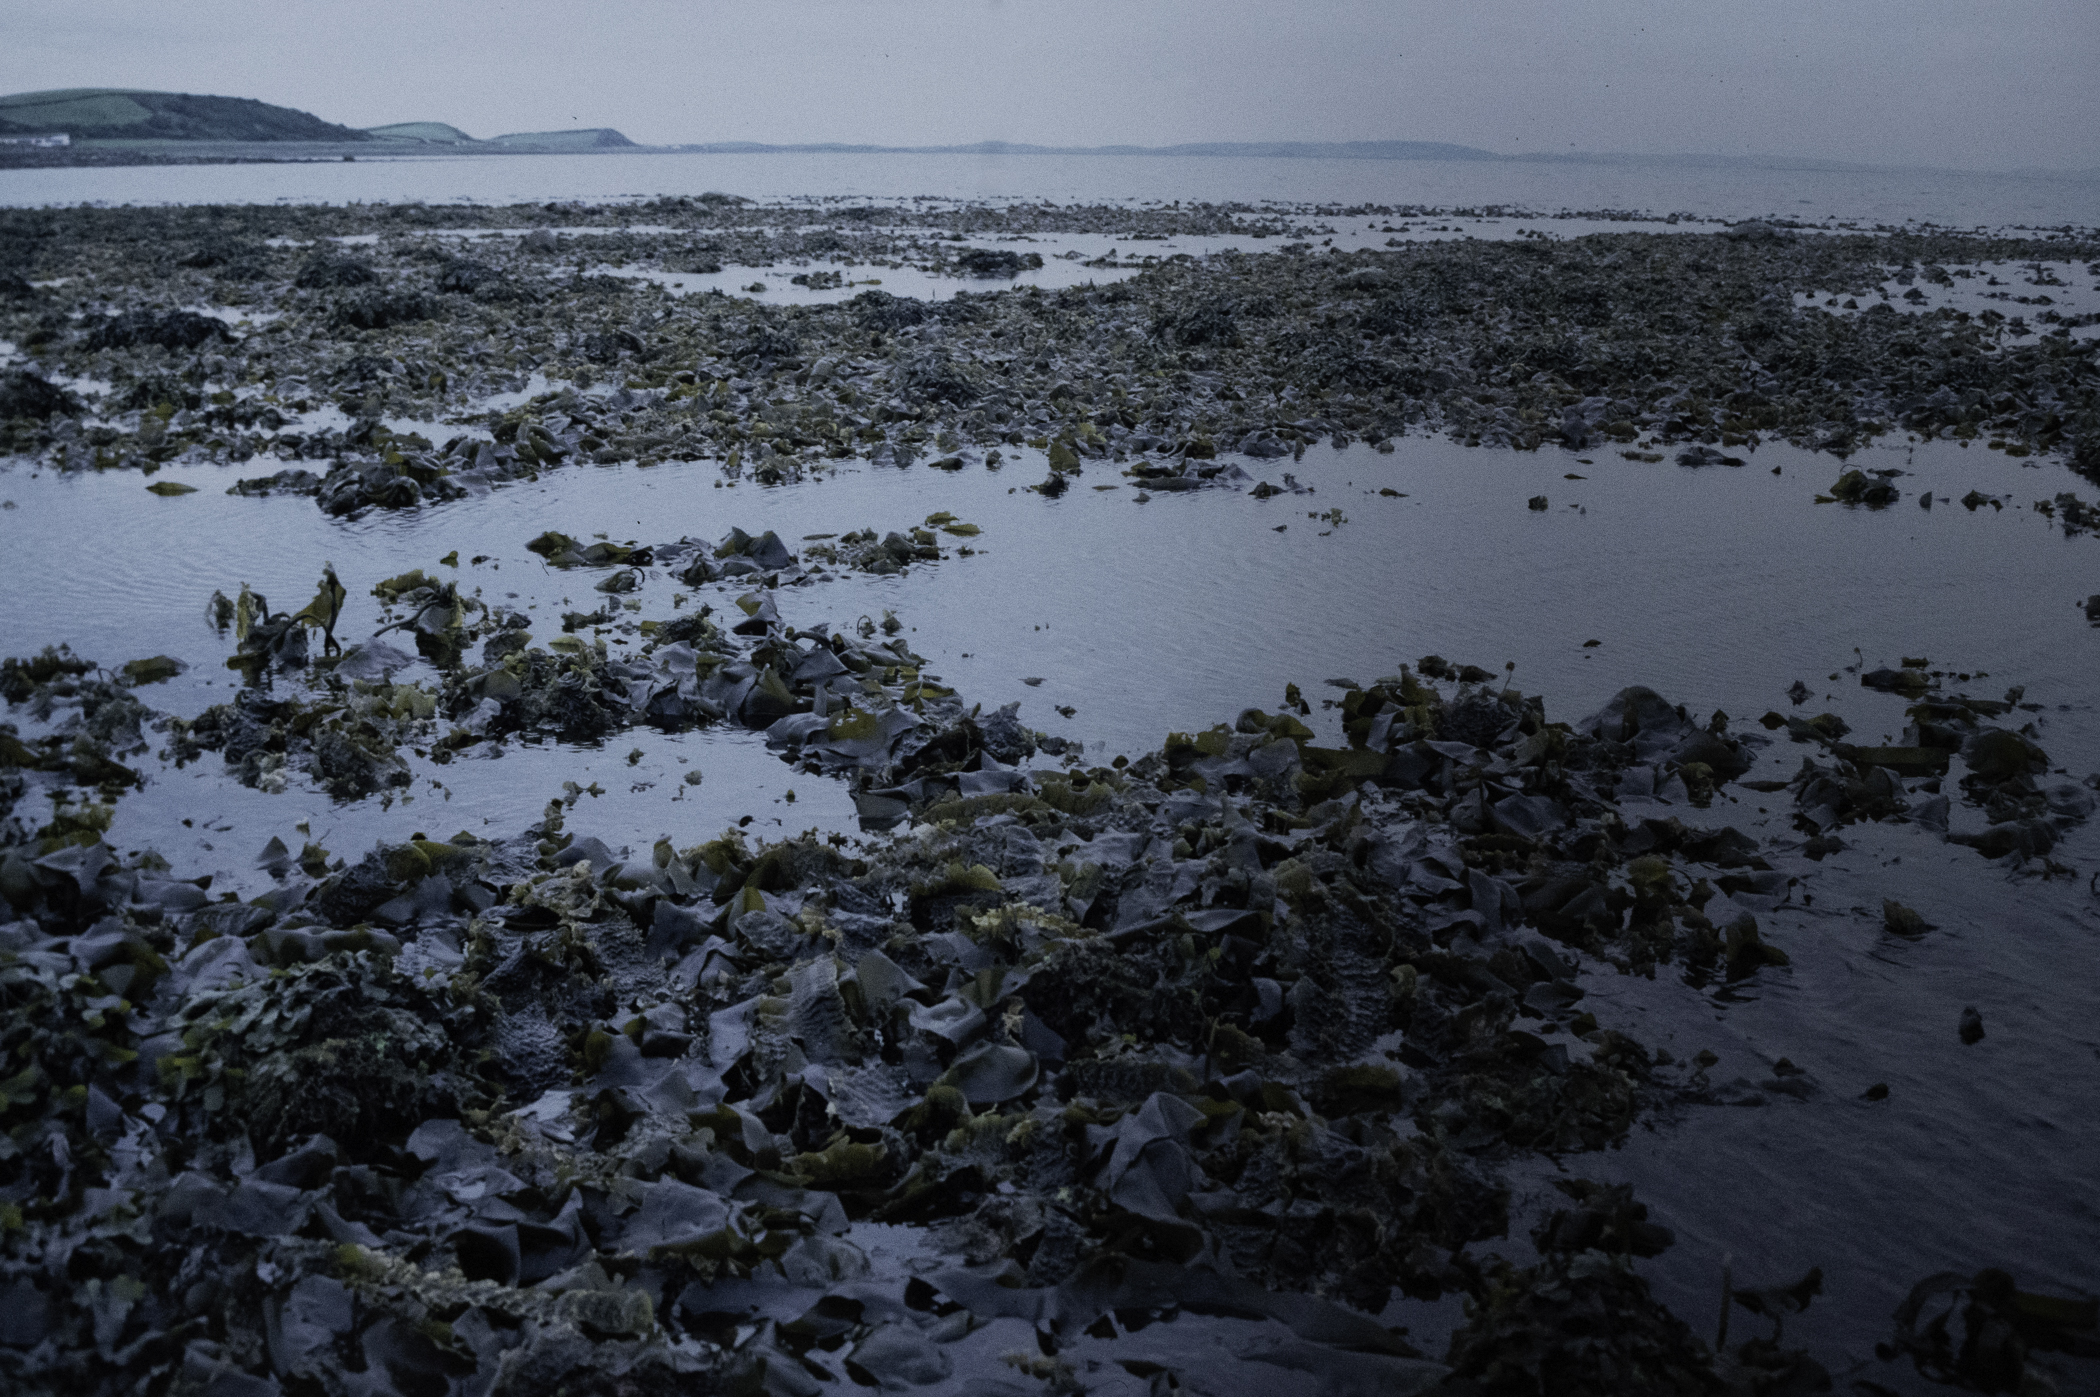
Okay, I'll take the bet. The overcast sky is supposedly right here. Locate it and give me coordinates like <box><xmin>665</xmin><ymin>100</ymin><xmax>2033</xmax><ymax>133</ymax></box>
<box><xmin>6</xmin><ymin>1</ymin><xmax>2096</xmax><ymax>170</ymax></box>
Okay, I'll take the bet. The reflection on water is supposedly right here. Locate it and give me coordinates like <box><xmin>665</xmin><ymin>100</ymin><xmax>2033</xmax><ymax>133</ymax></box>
<box><xmin>5</xmin><ymin>430</ymin><xmax>2099</xmax><ymax>827</ymax></box>
<box><xmin>4</xmin><ymin>418</ymin><xmax>2099</xmax><ymax>1372</ymax></box>
<box><xmin>1533</xmin><ymin>804</ymin><xmax>2100</xmax><ymax>1373</ymax></box>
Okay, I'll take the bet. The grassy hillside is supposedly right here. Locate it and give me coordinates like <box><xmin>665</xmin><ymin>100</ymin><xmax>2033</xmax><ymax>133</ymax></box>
<box><xmin>0</xmin><ymin>89</ymin><xmax>372</xmax><ymax>143</ymax></box>
<box><xmin>365</xmin><ymin>121</ymin><xmax>478</xmax><ymax>144</ymax></box>
<box><xmin>487</xmin><ymin>128</ymin><xmax>636</xmax><ymax>151</ymax></box>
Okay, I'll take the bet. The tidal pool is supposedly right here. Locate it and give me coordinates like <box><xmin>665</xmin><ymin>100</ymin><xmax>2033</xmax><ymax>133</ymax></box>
<box><xmin>5</xmin><ymin>426</ymin><xmax>2096</xmax><ymax>783</ymax></box>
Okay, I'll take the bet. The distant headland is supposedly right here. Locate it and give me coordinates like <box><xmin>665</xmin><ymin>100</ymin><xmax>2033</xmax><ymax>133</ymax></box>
<box><xmin>0</xmin><ymin>89</ymin><xmax>1523</xmax><ymax>166</ymax></box>
<box><xmin>3</xmin><ymin>87</ymin><xmax>2088</xmax><ymax>179</ymax></box>
<box><xmin>0</xmin><ymin>89</ymin><xmax>641</xmax><ymax>165</ymax></box>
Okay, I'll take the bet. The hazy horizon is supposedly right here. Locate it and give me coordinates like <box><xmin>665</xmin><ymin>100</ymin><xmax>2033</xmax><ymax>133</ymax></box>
<box><xmin>4</xmin><ymin>1</ymin><xmax>2096</xmax><ymax>174</ymax></box>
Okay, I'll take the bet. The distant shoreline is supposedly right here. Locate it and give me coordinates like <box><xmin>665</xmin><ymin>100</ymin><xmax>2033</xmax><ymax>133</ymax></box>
<box><xmin>1</xmin><ymin>138</ymin><xmax>2093</xmax><ymax>183</ymax></box>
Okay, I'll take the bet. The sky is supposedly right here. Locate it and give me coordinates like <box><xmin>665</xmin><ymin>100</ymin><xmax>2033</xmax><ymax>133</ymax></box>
<box><xmin>4</xmin><ymin>0</ymin><xmax>2096</xmax><ymax>171</ymax></box>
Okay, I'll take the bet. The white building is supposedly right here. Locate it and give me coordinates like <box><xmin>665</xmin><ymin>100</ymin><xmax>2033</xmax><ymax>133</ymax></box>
<box><xmin>0</xmin><ymin>133</ymin><xmax>71</xmax><ymax>149</ymax></box>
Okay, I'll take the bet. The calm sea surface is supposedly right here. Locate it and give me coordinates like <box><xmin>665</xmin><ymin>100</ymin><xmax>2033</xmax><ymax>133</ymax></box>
<box><xmin>3</xmin><ymin>148</ymin><xmax>2097</xmax><ymax>228</ymax></box>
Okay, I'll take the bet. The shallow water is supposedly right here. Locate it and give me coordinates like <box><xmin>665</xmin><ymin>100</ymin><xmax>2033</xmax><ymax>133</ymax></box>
<box><xmin>1546</xmin><ymin>806</ymin><xmax>2100</xmax><ymax>1378</ymax></box>
<box><xmin>5</xmin><ymin>425</ymin><xmax>2097</xmax><ymax>1376</ymax></box>
<box><xmin>590</xmin><ymin>214</ymin><xmax>1772</xmax><ymax>306</ymax></box>
<box><xmin>5</xmin><ymin>429</ymin><xmax>2098</xmax><ymax>854</ymax></box>
<box><xmin>1795</xmin><ymin>258</ymin><xmax>2100</xmax><ymax>343</ymax></box>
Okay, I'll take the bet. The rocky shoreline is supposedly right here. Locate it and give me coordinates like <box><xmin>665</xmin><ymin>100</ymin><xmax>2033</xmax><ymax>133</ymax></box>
<box><xmin>4</xmin><ymin>575</ymin><xmax>2097</xmax><ymax>1392</ymax></box>
<box><xmin>2</xmin><ymin>199</ymin><xmax>2098</xmax><ymax>1394</ymax></box>
<box><xmin>1</xmin><ymin>201</ymin><xmax>2095</xmax><ymax>509</ymax></box>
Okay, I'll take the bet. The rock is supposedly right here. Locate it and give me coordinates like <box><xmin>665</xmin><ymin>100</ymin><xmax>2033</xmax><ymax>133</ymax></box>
<box><xmin>1152</xmin><ymin>295</ymin><xmax>1239</xmax><ymax>347</ymax></box>
<box><xmin>83</xmin><ymin>309</ymin><xmax>232</xmax><ymax>352</ymax></box>
<box><xmin>1860</xmin><ymin>667</ymin><xmax>1931</xmax><ymax>696</ymax></box>
<box><xmin>0</xmin><ymin>370</ymin><xmax>76</xmax><ymax>420</ymax></box>
<box><xmin>1722</xmin><ymin>220</ymin><xmax>1789</xmax><ymax>242</ymax></box>
<box><xmin>975</xmin><ymin>701</ymin><xmax>1034</xmax><ymax>763</ymax></box>
<box><xmin>890</xmin><ymin>349</ymin><xmax>977</xmax><ymax>405</ymax></box>
<box><xmin>332</xmin><ymin>289</ymin><xmax>435</xmax><ymax>330</ymax></box>
<box><xmin>294</xmin><ymin>252</ymin><xmax>377</xmax><ymax>287</ymax></box>
<box><xmin>851</xmin><ymin>288</ymin><xmax>931</xmax><ymax>331</ymax></box>
<box><xmin>1829</xmin><ymin>469</ymin><xmax>1899</xmax><ymax>507</ymax></box>
<box><xmin>1676</xmin><ymin>445</ymin><xmax>1744</xmax><ymax>467</ymax></box>
<box><xmin>953</xmin><ymin>247</ymin><xmax>1042</xmax><ymax>277</ymax></box>
<box><xmin>229</xmin><ymin>467</ymin><xmax>323</xmax><ymax>497</ymax></box>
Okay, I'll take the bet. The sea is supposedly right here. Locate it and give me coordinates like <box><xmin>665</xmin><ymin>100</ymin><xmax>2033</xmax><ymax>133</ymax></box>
<box><xmin>2</xmin><ymin>147</ymin><xmax>2098</xmax><ymax>229</ymax></box>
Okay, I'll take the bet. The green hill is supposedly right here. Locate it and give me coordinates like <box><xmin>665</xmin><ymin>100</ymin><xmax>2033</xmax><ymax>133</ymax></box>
<box><xmin>487</xmin><ymin>128</ymin><xmax>637</xmax><ymax>151</ymax></box>
<box><xmin>365</xmin><ymin>121</ymin><xmax>478</xmax><ymax>144</ymax></box>
<box><xmin>0</xmin><ymin>89</ymin><xmax>372</xmax><ymax>143</ymax></box>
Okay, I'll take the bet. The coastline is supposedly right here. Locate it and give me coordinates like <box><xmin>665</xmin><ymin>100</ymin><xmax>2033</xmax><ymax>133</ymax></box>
<box><xmin>1</xmin><ymin>194</ymin><xmax>2097</xmax><ymax>1393</ymax></box>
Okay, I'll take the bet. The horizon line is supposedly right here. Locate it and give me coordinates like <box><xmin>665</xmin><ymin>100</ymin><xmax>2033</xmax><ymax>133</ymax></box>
<box><xmin>655</xmin><ymin>139</ymin><xmax>2097</xmax><ymax>177</ymax></box>
<box><xmin>372</xmin><ymin>130</ymin><xmax>2099</xmax><ymax>180</ymax></box>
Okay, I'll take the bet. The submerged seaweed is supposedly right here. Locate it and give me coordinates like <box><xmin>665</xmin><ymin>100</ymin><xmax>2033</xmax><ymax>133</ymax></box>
<box><xmin>0</xmin><ymin>612</ymin><xmax>1846</xmax><ymax>1394</ymax></box>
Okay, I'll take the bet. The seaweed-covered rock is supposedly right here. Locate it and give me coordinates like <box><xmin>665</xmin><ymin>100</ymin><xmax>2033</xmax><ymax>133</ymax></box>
<box><xmin>81</xmin><ymin>308</ymin><xmax>232</xmax><ymax>352</ymax></box>
<box><xmin>851</xmin><ymin>288</ymin><xmax>931</xmax><ymax>332</ymax></box>
<box><xmin>954</xmin><ymin>247</ymin><xmax>1043</xmax><ymax>277</ymax></box>
<box><xmin>317</xmin><ymin>454</ymin><xmax>467</xmax><ymax>514</ymax></box>
<box><xmin>294</xmin><ymin>250</ymin><xmax>377</xmax><ymax>288</ymax></box>
<box><xmin>890</xmin><ymin>347</ymin><xmax>978</xmax><ymax>405</ymax></box>
<box><xmin>793</xmin><ymin>516</ymin><xmax>981</xmax><ymax>578</ymax></box>
<box><xmin>1152</xmin><ymin>293</ymin><xmax>1241</xmax><ymax>347</ymax></box>
<box><xmin>0</xmin><ymin>629</ymin><xmax>1880</xmax><ymax>1393</ymax></box>
<box><xmin>228</xmin><ymin>465</ymin><xmax>324</xmax><ymax>497</ymax></box>
<box><xmin>436</xmin><ymin>255</ymin><xmax>530</xmax><ymax>301</ymax></box>
<box><xmin>331</xmin><ymin>286</ymin><xmax>437</xmax><ymax>330</ymax></box>
<box><xmin>3</xmin><ymin>205</ymin><xmax>2095</xmax><ymax>488</ymax></box>
<box><xmin>1442</xmin><ymin>1183</ymin><xmax>1722</xmax><ymax>1396</ymax></box>
<box><xmin>174</xmin><ymin>674</ymin><xmax>430</xmax><ymax>798</ymax></box>
<box><xmin>183</xmin><ymin>952</ymin><xmax>482</xmax><ymax>1156</ymax></box>
<box><xmin>0</xmin><ymin>369</ymin><xmax>76</xmax><ymax>420</ymax></box>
